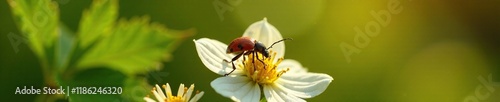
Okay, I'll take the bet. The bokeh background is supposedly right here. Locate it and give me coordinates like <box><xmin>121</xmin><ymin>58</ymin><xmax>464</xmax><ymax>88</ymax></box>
<box><xmin>1</xmin><ymin>0</ymin><xmax>499</xmax><ymax>101</ymax></box>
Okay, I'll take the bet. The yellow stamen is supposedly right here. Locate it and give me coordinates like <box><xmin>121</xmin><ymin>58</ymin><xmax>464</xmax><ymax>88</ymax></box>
<box><xmin>240</xmin><ymin>51</ymin><xmax>289</xmax><ymax>85</ymax></box>
<box><xmin>183</xmin><ymin>87</ymin><xmax>188</xmax><ymax>95</ymax></box>
<box><xmin>147</xmin><ymin>84</ymin><xmax>204</xmax><ymax>102</ymax></box>
<box><xmin>162</xmin><ymin>90</ymin><xmax>184</xmax><ymax>102</ymax></box>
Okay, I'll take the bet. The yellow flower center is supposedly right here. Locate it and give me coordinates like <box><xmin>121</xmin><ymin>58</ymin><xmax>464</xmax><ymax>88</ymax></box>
<box><xmin>240</xmin><ymin>51</ymin><xmax>289</xmax><ymax>85</ymax></box>
<box><xmin>165</xmin><ymin>93</ymin><xmax>185</xmax><ymax>102</ymax></box>
<box><xmin>165</xmin><ymin>85</ymin><xmax>186</xmax><ymax>102</ymax></box>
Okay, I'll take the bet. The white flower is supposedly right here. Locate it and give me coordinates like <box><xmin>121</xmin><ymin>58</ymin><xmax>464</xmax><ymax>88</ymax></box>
<box><xmin>194</xmin><ymin>18</ymin><xmax>333</xmax><ymax>102</ymax></box>
<box><xmin>144</xmin><ymin>83</ymin><xmax>204</xmax><ymax>102</ymax></box>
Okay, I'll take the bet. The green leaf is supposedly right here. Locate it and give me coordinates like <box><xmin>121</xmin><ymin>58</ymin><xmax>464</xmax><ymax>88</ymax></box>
<box><xmin>77</xmin><ymin>0</ymin><xmax>117</xmax><ymax>48</ymax></box>
<box><xmin>8</xmin><ymin>0</ymin><xmax>61</xmax><ymax>88</ymax></box>
<box><xmin>57</xmin><ymin>24</ymin><xmax>75</xmax><ymax>71</ymax></box>
<box><xmin>75</xmin><ymin>16</ymin><xmax>192</xmax><ymax>76</ymax></box>
<box><xmin>8</xmin><ymin>0</ymin><xmax>193</xmax><ymax>101</ymax></box>
<box><xmin>7</xmin><ymin>0</ymin><xmax>59</xmax><ymax>59</ymax></box>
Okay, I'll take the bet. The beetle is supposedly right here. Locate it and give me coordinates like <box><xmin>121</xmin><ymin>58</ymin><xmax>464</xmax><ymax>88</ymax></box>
<box><xmin>223</xmin><ymin>37</ymin><xmax>292</xmax><ymax>76</ymax></box>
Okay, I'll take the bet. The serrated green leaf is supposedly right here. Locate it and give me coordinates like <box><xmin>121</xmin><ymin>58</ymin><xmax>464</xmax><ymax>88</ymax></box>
<box><xmin>77</xmin><ymin>0</ymin><xmax>117</xmax><ymax>48</ymax></box>
<box><xmin>7</xmin><ymin>0</ymin><xmax>59</xmax><ymax>59</ymax></box>
<box><xmin>75</xmin><ymin>16</ymin><xmax>192</xmax><ymax>76</ymax></box>
<box><xmin>8</xmin><ymin>0</ymin><xmax>193</xmax><ymax>101</ymax></box>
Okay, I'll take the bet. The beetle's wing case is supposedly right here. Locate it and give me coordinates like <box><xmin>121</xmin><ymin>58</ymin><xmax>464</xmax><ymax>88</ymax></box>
<box><xmin>226</xmin><ymin>37</ymin><xmax>256</xmax><ymax>53</ymax></box>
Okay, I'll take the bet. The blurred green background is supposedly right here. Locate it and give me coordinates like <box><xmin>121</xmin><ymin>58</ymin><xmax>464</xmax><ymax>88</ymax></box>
<box><xmin>1</xmin><ymin>0</ymin><xmax>499</xmax><ymax>101</ymax></box>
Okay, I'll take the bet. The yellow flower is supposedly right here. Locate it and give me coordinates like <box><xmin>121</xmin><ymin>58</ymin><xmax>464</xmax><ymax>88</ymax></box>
<box><xmin>144</xmin><ymin>83</ymin><xmax>203</xmax><ymax>102</ymax></box>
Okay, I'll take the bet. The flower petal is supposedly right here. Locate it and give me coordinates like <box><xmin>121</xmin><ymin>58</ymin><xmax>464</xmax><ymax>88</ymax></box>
<box><xmin>184</xmin><ymin>84</ymin><xmax>195</xmax><ymax>101</ymax></box>
<box><xmin>263</xmin><ymin>85</ymin><xmax>283</xmax><ymax>102</ymax></box>
<box><xmin>152</xmin><ymin>87</ymin><xmax>163</xmax><ymax>102</ymax></box>
<box><xmin>263</xmin><ymin>85</ymin><xmax>305</xmax><ymax>102</ymax></box>
<box><xmin>165</xmin><ymin>83</ymin><xmax>172</xmax><ymax>98</ymax></box>
<box><xmin>211</xmin><ymin>76</ymin><xmax>260</xmax><ymax>102</ymax></box>
<box><xmin>155</xmin><ymin>84</ymin><xmax>166</xmax><ymax>99</ymax></box>
<box><xmin>177</xmin><ymin>83</ymin><xmax>185</xmax><ymax>96</ymax></box>
<box><xmin>275</xmin><ymin>59</ymin><xmax>333</xmax><ymax>98</ymax></box>
<box><xmin>242</xmin><ymin>18</ymin><xmax>285</xmax><ymax>59</ymax></box>
<box><xmin>144</xmin><ymin>97</ymin><xmax>157</xmax><ymax>102</ymax></box>
<box><xmin>277</xmin><ymin>72</ymin><xmax>333</xmax><ymax>98</ymax></box>
<box><xmin>189</xmin><ymin>91</ymin><xmax>204</xmax><ymax>102</ymax></box>
<box><xmin>194</xmin><ymin>38</ymin><xmax>244</xmax><ymax>75</ymax></box>
<box><xmin>277</xmin><ymin>59</ymin><xmax>308</xmax><ymax>74</ymax></box>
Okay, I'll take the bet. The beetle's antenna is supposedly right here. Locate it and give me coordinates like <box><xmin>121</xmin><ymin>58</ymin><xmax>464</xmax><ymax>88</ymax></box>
<box><xmin>266</xmin><ymin>38</ymin><xmax>293</xmax><ymax>50</ymax></box>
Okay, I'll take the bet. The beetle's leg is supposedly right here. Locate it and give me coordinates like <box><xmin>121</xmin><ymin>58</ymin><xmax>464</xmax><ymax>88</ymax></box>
<box><xmin>224</xmin><ymin>52</ymin><xmax>245</xmax><ymax>76</ymax></box>
<box><xmin>223</xmin><ymin>52</ymin><xmax>244</xmax><ymax>63</ymax></box>
<box><xmin>243</xmin><ymin>55</ymin><xmax>246</xmax><ymax>63</ymax></box>
<box><xmin>253</xmin><ymin>51</ymin><xmax>257</xmax><ymax>71</ymax></box>
<box><xmin>241</xmin><ymin>51</ymin><xmax>254</xmax><ymax>71</ymax></box>
<box><xmin>255</xmin><ymin>52</ymin><xmax>266</xmax><ymax>69</ymax></box>
<box><xmin>242</xmin><ymin>55</ymin><xmax>246</xmax><ymax>66</ymax></box>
